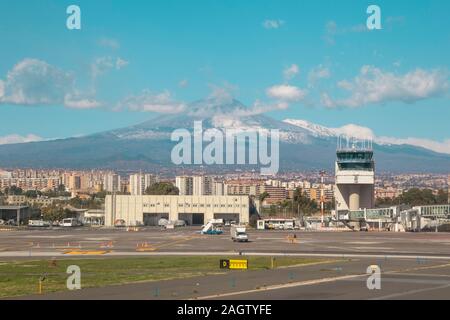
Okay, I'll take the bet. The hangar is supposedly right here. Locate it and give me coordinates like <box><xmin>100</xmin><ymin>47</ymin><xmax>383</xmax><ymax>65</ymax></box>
<box><xmin>105</xmin><ymin>195</ymin><xmax>250</xmax><ymax>227</ymax></box>
<box><xmin>0</xmin><ymin>205</ymin><xmax>33</xmax><ymax>225</ymax></box>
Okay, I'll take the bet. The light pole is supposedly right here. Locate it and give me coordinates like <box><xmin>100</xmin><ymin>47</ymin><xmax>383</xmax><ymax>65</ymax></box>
<box><xmin>320</xmin><ymin>170</ymin><xmax>326</xmax><ymax>228</ymax></box>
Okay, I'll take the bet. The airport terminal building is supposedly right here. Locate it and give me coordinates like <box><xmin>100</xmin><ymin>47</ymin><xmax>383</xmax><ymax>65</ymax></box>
<box><xmin>105</xmin><ymin>194</ymin><xmax>250</xmax><ymax>227</ymax></box>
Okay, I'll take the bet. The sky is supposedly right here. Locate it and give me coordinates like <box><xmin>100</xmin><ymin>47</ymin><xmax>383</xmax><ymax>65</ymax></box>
<box><xmin>0</xmin><ymin>0</ymin><xmax>449</xmax><ymax>153</ymax></box>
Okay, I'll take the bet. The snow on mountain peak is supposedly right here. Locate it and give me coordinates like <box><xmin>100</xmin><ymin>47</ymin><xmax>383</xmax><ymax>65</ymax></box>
<box><xmin>283</xmin><ymin>119</ymin><xmax>374</xmax><ymax>140</ymax></box>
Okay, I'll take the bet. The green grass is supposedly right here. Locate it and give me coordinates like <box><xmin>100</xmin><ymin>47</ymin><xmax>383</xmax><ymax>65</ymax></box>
<box><xmin>0</xmin><ymin>256</ymin><xmax>324</xmax><ymax>298</ymax></box>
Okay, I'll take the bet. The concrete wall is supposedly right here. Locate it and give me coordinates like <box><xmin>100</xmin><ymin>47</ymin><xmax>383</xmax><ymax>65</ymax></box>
<box><xmin>335</xmin><ymin>163</ymin><xmax>375</xmax><ymax>211</ymax></box>
<box><xmin>105</xmin><ymin>195</ymin><xmax>250</xmax><ymax>227</ymax></box>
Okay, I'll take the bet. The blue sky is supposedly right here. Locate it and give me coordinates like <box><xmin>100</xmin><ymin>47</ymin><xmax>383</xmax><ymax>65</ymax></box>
<box><xmin>0</xmin><ymin>0</ymin><xmax>449</xmax><ymax>152</ymax></box>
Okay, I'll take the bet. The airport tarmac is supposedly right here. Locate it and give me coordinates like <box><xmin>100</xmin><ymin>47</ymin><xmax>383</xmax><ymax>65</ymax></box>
<box><xmin>1</xmin><ymin>227</ymin><xmax>450</xmax><ymax>259</ymax></box>
<box><xmin>2</xmin><ymin>227</ymin><xmax>450</xmax><ymax>299</ymax></box>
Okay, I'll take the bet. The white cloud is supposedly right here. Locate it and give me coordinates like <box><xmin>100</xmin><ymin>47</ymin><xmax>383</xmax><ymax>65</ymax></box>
<box><xmin>0</xmin><ymin>59</ymin><xmax>73</xmax><ymax>105</ymax></box>
<box><xmin>209</xmin><ymin>100</ymin><xmax>289</xmax><ymax>128</ymax></box>
<box><xmin>0</xmin><ymin>80</ymin><xmax>4</xmax><ymax>98</ymax></box>
<box><xmin>262</xmin><ymin>19</ymin><xmax>285</xmax><ymax>29</ymax></box>
<box><xmin>285</xmin><ymin>118</ymin><xmax>450</xmax><ymax>155</ymax></box>
<box><xmin>334</xmin><ymin>124</ymin><xmax>450</xmax><ymax>154</ymax></box>
<box><xmin>179</xmin><ymin>79</ymin><xmax>189</xmax><ymax>88</ymax></box>
<box><xmin>386</xmin><ymin>16</ymin><xmax>405</xmax><ymax>29</ymax></box>
<box><xmin>377</xmin><ymin>136</ymin><xmax>450</xmax><ymax>154</ymax></box>
<box><xmin>333</xmin><ymin>124</ymin><xmax>375</xmax><ymax>139</ymax></box>
<box><xmin>283</xmin><ymin>64</ymin><xmax>299</xmax><ymax>81</ymax></box>
<box><xmin>266</xmin><ymin>84</ymin><xmax>307</xmax><ymax>102</ymax></box>
<box><xmin>91</xmin><ymin>57</ymin><xmax>129</xmax><ymax>79</ymax></box>
<box><xmin>208</xmin><ymin>83</ymin><xmax>238</xmax><ymax>104</ymax></box>
<box><xmin>323</xmin><ymin>66</ymin><xmax>449</xmax><ymax>108</ymax></box>
<box><xmin>308</xmin><ymin>65</ymin><xmax>330</xmax><ymax>87</ymax></box>
<box><xmin>320</xmin><ymin>92</ymin><xmax>336</xmax><ymax>108</ymax></box>
<box><xmin>333</xmin><ymin>124</ymin><xmax>450</xmax><ymax>154</ymax></box>
<box><xmin>0</xmin><ymin>134</ymin><xmax>43</xmax><ymax>145</ymax></box>
<box><xmin>64</xmin><ymin>95</ymin><xmax>102</xmax><ymax>109</ymax></box>
<box><xmin>324</xmin><ymin>20</ymin><xmax>367</xmax><ymax>45</ymax></box>
<box><xmin>115</xmin><ymin>58</ymin><xmax>129</xmax><ymax>70</ymax></box>
<box><xmin>119</xmin><ymin>90</ymin><xmax>186</xmax><ymax>114</ymax></box>
<box><xmin>0</xmin><ymin>59</ymin><xmax>102</xmax><ymax>109</ymax></box>
<box><xmin>91</xmin><ymin>57</ymin><xmax>114</xmax><ymax>78</ymax></box>
<box><xmin>98</xmin><ymin>37</ymin><xmax>120</xmax><ymax>49</ymax></box>
<box><xmin>248</xmin><ymin>100</ymin><xmax>289</xmax><ymax>114</ymax></box>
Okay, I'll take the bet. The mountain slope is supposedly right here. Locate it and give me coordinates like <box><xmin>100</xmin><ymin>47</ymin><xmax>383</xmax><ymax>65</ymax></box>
<box><xmin>0</xmin><ymin>99</ymin><xmax>449</xmax><ymax>172</ymax></box>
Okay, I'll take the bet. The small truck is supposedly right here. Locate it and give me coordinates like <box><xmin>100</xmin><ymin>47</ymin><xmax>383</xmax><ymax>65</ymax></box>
<box><xmin>231</xmin><ymin>225</ymin><xmax>249</xmax><ymax>242</ymax></box>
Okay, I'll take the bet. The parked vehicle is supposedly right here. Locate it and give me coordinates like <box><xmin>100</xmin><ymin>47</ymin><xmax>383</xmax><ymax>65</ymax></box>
<box><xmin>231</xmin><ymin>225</ymin><xmax>249</xmax><ymax>242</ymax></box>
<box><xmin>284</xmin><ymin>221</ymin><xmax>294</xmax><ymax>230</ymax></box>
<box><xmin>28</xmin><ymin>220</ymin><xmax>51</xmax><ymax>228</ymax></box>
<box><xmin>114</xmin><ymin>219</ymin><xmax>126</xmax><ymax>227</ymax></box>
<box><xmin>61</xmin><ymin>218</ymin><xmax>79</xmax><ymax>227</ymax></box>
<box><xmin>5</xmin><ymin>219</ymin><xmax>17</xmax><ymax>226</ymax></box>
<box><xmin>165</xmin><ymin>223</ymin><xmax>175</xmax><ymax>229</ymax></box>
<box><xmin>158</xmin><ymin>218</ymin><xmax>169</xmax><ymax>227</ymax></box>
<box><xmin>201</xmin><ymin>219</ymin><xmax>224</xmax><ymax>235</ymax></box>
<box><xmin>174</xmin><ymin>220</ymin><xmax>186</xmax><ymax>227</ymax></box>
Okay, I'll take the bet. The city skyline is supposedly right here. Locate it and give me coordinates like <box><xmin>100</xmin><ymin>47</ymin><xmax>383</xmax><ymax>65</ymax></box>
<box><xmin>0</xmin><ymin>0</ymin><xmax>450</xmax><ymax>156</ymax></box>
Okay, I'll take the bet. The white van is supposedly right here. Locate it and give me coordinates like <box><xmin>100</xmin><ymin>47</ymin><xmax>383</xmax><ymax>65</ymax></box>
<box><xmin>231</xmin><ymin>226</ymin><xmax>249</xmax><ymax>242</ymax></box>
<box><xmin>61</xmin><ymin>218</ymin><xmax>78</xmax><ymax>227</ymax></box>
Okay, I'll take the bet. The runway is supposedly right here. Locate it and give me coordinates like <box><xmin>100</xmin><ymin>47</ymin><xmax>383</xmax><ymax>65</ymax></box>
<box><xmin>2</xmin><ymin>227</ymin><xmax>450</xmax><ymax>299</ymax></box>
<box><xmin>1</xmin><ymin>227</ymin><xmax>450</xmax><ymax>258</ymax></box>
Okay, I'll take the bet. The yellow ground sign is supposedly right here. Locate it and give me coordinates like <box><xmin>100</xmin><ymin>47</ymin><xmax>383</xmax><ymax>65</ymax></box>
<box><xmin>229</xmin><ymin>259</ymin><xmax>248</xmax><ymax>270</ymax></box>
<box><xmin>64</xmin><ymin>250</ymin><xmax>109</xmax><ymax>255</ymax></box>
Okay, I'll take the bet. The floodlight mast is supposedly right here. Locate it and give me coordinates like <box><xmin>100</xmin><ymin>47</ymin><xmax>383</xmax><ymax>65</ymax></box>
<box><xmin>320</xmin><ymin>170</ymin><xmax>326</xmax><ymax>227</ymax></box>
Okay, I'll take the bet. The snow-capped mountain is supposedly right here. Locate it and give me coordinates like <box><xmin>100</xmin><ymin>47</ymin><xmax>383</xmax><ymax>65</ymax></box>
<box><xmin>283</xmin><ymin>119</ymin><xmax>338</xmax><ymax>138</ymax></box>
<box><xmin>109</xmin><ymin>99</ymin><xmax>314</xmax><ymax>144</ymax></box>
<box><xmin>0</xmin><ymin>98</ymin><xmax>448</xmax><ymax>172</ymax></box>
<box><xmin>284</xmin><ymin>118</ymin><xmax>450</xmax><ymax>156</ymax></box>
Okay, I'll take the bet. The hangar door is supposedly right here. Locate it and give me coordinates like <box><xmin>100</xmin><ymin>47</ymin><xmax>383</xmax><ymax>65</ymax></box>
<box><xmin>143</xmin><ymin>213</ymin><xmax>169</xmax><ymax>226</ymax></box>
<box><xmin>178</xmin><ymin>213</ymin><xmax>204</xmax><ymax>226</ymax></box>
<box><xmin>214</xmin><ymin>214</ymin><xmax>240</xmax><ymax>224</ymax></box>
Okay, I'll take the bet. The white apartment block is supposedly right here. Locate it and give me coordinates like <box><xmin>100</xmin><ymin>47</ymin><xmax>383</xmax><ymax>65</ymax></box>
<box><xmin>129</xmin><ymin>174</ymin><xmax>157</xmax><ymax>196</ymax></box>
<box><xmin>176</xmin><ymin>176</ymin><xmax>214</xmax><ymax>196</ymax></box>
<box><xmin>103</xmin><ymin>174</ymin><xmax>121</xmax><ymax>192</ymax></box>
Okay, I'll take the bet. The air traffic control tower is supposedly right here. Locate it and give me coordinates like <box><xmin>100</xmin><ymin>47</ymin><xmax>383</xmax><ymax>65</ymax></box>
<box><xmin>335</xmin><ymin>137</ymin><xmax>375</xmax><ymax>213</ymax></box>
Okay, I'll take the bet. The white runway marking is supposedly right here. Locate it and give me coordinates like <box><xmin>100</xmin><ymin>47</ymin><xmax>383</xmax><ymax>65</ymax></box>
<box><xmin>22</xmin><ymin>235</ymin><xmax>71</xmax><ymax>239</ymax></box>
<box><xmin>347</xmin><ymin>242</ymin><xmax>381</xmax><ymax>245</ymax></box>
<box><xmin>194</xmin><ymin>274</ymin><xmax>365</xmax><ymax>300</ymax></box>
<box><xmin>354</xmin><ymin>247</ymin><xmax>393</xmax><ymax>250</ymax></box>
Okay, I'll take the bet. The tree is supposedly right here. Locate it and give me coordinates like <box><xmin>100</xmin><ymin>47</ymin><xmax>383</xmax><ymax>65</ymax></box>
<box><xmin>5</xmin><ymin>186</ymin><xmax>23</xmax><ymax>195</ymax></box>
<box><xmin>399</xmin><ymin>188</ymin><xmax>436</xmax><ymax>206</ymax></box>
<box><xmin>145</xmin><ymin>182</ymin><xmax>179</xmax><ymax>195</ymax></box>
<box><xmin>436</xmin><ymin>189</ymin><xmax>448</xmax><ymax>204</ymax></box>
<box><xmin>259</xmin><ymin>192</ymin><xmax>269</xmax><ymax>203</ymax></box>
<box><xmin>24</xmin><ymin>190</ymin><xmax>42</xmax><ymax>199</ymax></box>
<box><xmin>376</xmin><ymin>188</ymin><xmax>448</xmax><ymax>208</ymax></box>
<box><xmin>69</xmin><ymin>196</ymin><xmax>102</xmax><ymax>209</ymax></box>
<box><xmin>293</xmin><ymin>188</ymin><xmax>318</xmax><ymax>216</ymax></box>
<box><xmin>41</xmin><ymin>205</ymin><xmax>67</xmax><ymax>222</ymax></box>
